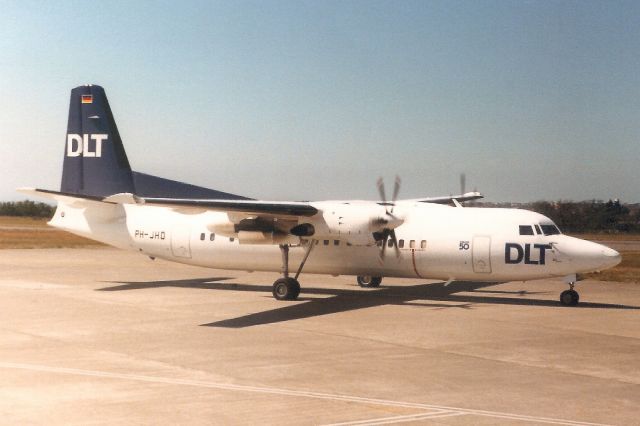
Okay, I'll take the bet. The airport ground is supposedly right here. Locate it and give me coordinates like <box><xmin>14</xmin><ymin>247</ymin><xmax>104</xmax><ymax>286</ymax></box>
<box><xmin>0</xmin><ymin>242</ymin><xmax>639</xmax><ymax>425</ymax></box>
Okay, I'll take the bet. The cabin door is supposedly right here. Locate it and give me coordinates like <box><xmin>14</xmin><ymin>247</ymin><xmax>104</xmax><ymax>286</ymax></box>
<box><xmin>472</xmin><ymin>236</ymin><xmax>492</xmax><ymax>273</ymax></box>
<box><xmin>171</xmin><ymin>225</ymin><xmax>192</xmax><ymax>258</ymax></box>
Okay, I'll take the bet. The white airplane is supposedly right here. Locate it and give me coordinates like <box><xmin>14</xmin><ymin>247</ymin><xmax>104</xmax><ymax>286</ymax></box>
<box><xmin>21</xmin><ymin>85</ymin><xmax>621</xmax><ymax>307</ymax></box>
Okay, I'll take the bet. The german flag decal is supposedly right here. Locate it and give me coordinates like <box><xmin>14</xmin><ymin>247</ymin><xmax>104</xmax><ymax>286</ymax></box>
<box><xmin>81</xmin><ymin>94</ymin><xmax>93</xmax><ymax>104</ymax></box>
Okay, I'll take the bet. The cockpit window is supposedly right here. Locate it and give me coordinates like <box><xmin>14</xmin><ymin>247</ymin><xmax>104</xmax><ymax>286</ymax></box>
<box><xmin>519</xmin><ymin>225</ymin><xmax>534</xmax><ymax>235</ymax></box>
<box><xmin>540</xmin><ymin>224</ymin><xmax>561</xmax><ymax>235</ymax></box>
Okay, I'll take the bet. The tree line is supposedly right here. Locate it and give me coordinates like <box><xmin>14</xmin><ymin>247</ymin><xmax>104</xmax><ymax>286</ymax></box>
<box><xmin>0</xmin><ymin>201</ymin><xmax>55</xmax><ymax>218</ymax></box>
<box><xmin>478</xmin><ymin>199</ymin><xmax>640</xmax><ymax>233</ymax></box>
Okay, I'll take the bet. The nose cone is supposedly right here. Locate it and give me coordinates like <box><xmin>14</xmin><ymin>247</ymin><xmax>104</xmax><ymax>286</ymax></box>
<box><xmin>554</xmin><ymin>236</ymin><xmax>621</xmax><ymax>273</ymax></box>
<box><xmin>584</xmin><ymin>242</ymin><xmax>622</xmax><ymax>271</ymax></box>
<box><xmin>601</xmin><ymin>246</ymin><xmax>622</xmax><ymax>269</ymax></box>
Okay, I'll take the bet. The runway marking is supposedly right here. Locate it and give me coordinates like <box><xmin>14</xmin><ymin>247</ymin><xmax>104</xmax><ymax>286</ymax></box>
<box><xmin>0</xmin><ymin>280</ymin><xmax>68</xmax><ymax>289</ymax></box>
<box><xmin>0</xmin><ymin>362</ymin><xmax>610</xmax><ymax>426</ymax></box>
<box><xmin>324</xmin><ymin>410</ymin><xmax>465</xmax><ymax>425</ymax></box>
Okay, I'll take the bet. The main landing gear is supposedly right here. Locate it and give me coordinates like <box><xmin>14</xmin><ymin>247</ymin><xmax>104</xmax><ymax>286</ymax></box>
<box><xmin>357</xmin><ymin>275</ymin><xmax>382</xmax><ymax>288</ymax></box>
<box><xmin>560</xmin><ymin>281</ymin><xmax>580</xmax><ymax>307</ymax></box>
<box><xmin>272</xmin><ymin>242</ymin><xmax>314</xmax><ymax>301</ymax></box>
<box><xmin>272</xmin><ymin>277</ymin><xmax>300</xmax><ymax>301</ymax></box>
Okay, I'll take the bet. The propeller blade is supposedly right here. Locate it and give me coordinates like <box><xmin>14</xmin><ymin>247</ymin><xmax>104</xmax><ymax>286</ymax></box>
<box><xmin>377</xmin><ymin>177</ymin><xmax>387</xmax><ymax>205</ymax></box>
<box><xmin>390</xmin><ymin>175</ymin><xmax>401</xmax><ymax>213</ymax></box>
<box><xmin>390</xmin><ymin>230</ymin><xmax>401</xmax><ymax>258</ymax></box>
<box><xmin>392</xmin><ymin>175</ymin><xmax>401</xmax><ymax>203</ymax></box>
<box><xmin>375</xmin><ymin>176</ymin><xmax>403</xmax><ymax>262</ymax></box>
<box><xmin>380</xmin><ymin>235</ymin><xmax>387</xmax><ymax>260</ymax></box>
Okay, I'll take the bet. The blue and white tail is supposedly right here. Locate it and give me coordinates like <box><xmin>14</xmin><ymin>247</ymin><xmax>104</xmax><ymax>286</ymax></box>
<box><xmin>57</xmin><ymin>85</ymin><xmax>248</xmax><ymax>200</ymax></box>
<box><xmin>61</xmin><ymin>85</ymin><xmax>135</xmax><ymax>197</ymax></box>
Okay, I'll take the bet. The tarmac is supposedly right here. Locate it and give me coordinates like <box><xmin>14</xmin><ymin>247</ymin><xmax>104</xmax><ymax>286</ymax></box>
<box><xmin>0</xmin><ymin>247</ymin><xmax>638</xmax><ymax>425</ymax></box>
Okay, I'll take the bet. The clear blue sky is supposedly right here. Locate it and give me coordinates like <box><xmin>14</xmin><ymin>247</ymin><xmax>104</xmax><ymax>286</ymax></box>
<box><xmin>1</xmin><ymin>0</ymin><xmax>638</xmax><ymax>202</ymax></box>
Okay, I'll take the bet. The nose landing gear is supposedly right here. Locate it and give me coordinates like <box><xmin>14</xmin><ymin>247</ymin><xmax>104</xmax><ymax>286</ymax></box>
<box><xmin>560</xmin><ymin>281</ymin><xmax>580</xmax><ymax>306</ymax></box>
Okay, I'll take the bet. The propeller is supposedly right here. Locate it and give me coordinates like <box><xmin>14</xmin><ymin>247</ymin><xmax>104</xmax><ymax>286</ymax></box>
<box><xmin>375</xmin><ymin>176</ymin><xmax>402</xmax><ymax>260</ymax></box>
<box><xmin>460</xmin><ymin>173</ymin><xmax>466</xmax><ymax>195</ymax></box>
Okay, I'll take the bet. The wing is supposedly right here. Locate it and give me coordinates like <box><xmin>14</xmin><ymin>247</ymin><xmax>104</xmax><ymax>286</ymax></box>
<box><xmin>139</xmin><ymin>197</ymin><xmax>318</xmax><ymax>217</ymax></box>
<box><xmin>18</xmin><ymin>188</ymin><xmax>318</xmax><ymax>217</ymax></box>
<box><xmin>407</xmin><ymin>191</ymin><xmax>484</xmax><ymax>205</ymax></box>
<box><xmin>139</xmin><ymin>196</ymin><xmax>319</xmax><ymax>241</ymax></box>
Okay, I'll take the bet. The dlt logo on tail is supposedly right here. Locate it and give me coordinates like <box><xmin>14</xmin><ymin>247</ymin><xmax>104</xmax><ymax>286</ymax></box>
<box><xmin>67</xmin><ymin>134</ymin><xmax>108</xmax><ymax>157</ymax></box>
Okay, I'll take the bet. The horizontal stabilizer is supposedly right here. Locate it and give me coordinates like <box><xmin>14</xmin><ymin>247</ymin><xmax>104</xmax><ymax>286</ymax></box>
<box><xmin>17</xmin><ymin>187</ymin><xmax>109</xmax><ymax>207</ymax></box>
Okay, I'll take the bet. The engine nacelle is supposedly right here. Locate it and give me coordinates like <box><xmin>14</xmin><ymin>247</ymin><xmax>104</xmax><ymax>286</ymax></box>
<box><xmin>237</xmin><ymin>231</ymin><xmax>296</xmax><ymax>245</ymax></box>
<box><xmin>290</xmin><ymin>223</ymin><xmax>315</xmax><ymax>237</ymax></box>
<box><xmin>207</xmin><ymin>217</ymin><xmax>300</xmax><ymax>244</ymax></box>
<box><xmin>207</xmin><ymin>220</ymin><xmax>236</xmax><ymax>236</ymax></box>
<box><xmin>309</xmin><ymin>201</ymin><xmax>400</xmax><ymax>246</ymax></box>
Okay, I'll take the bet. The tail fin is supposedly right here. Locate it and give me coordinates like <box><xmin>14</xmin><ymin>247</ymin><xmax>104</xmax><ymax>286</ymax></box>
<box><xmin>58</xmin><ymin>84</ymin><xmax>250</xmax><ymax>200</ymax></box>
<box><xmin>61</xmin><ymin>85</ymin><xmax>134</xmax><ymax>197</ymax></box>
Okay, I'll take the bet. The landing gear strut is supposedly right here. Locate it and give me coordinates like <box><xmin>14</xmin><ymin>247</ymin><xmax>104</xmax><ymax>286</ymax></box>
<box><xmin>272</xmin><ymin>242</ymin><xmax>314</xmax><ymax>301</ymax></box>
<box><xmin>357</xmin><ymin>275</ymin><xmax>382</xmax><ymax>288</ymax></box>
<box><xmin>560</xmin><ymin>281</ymin><xmax>580</xmax><ymax>306</ymax></box>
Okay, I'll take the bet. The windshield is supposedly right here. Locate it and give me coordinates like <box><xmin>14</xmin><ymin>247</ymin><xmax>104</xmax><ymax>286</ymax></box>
<box><xmin>540</xmin><ymin>224</ymin><xmax>561</xmax><ymax>235</ymax></box>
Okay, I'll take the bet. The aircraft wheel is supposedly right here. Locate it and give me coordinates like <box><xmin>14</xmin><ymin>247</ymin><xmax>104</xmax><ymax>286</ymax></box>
<box><xmin>357</xmin><ymin>275</ymin><xmax>382</xmax><ymax>288</ymax></box>
<box><xmin>560</xmin><ymin>289</ymin><xmax>579</xmax><ymax>306</ymax></box>
<box><xmin>272</xmin><ymin>277</ymin><xmax>300</xmax><ymax>301</ymax></box>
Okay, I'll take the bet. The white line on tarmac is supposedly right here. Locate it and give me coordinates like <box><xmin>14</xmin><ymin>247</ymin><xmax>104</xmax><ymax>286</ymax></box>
<box><xmin>324</xmin><ymin>410</ymin><xmax>465</xmax><ymax>426</ymax></box>
<box><xmin>0</xmin><ymin>362</ymin><xmax>611</xmax><ymax>426</ymax></box>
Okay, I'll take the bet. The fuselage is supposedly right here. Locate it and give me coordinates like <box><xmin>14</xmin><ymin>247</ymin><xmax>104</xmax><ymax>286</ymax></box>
<box><xmin>49</xmin><ymin>199</ymin><xmax>621</xmax><ymax>283</ymax></box>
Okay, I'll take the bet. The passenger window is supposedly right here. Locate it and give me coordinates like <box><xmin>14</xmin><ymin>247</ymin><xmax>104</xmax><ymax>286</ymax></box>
<box><xmin>334</xmin><ymin>240</ymin><xmax>340</xmax><ymax>246</ymax></box>
<box><xmin>534</xmin><ymin>225</ymin><xmax>542</xmax><ymax>235</ymax></box>
<box><xmin>399</xmin><ymin>239</ymin><xmax>405</xmax><ymax>249</ymax></box>
<box><xmin>421</xmin><ymin>240</ymin><xmax>427</xmax><ymax>249</ymax></box>
<box><xmin>210</xmin><ymin>233</ymin><xmax>215</xmax><ymax>241</ymax></box>
<box><xmin>229</xmin><ymin>237</ymin><xmax>235</xmax><ymax>242</ymax></box>
<box><xmin>409</xmin><ymin>240</ymin><xmax>415</xmax><ymax>249</ymax></box>
<box><xmin>324</xmin><ymin>240</ymin><xmax>329</xmax><ymax>246</ymax></box>
<box><xmin>200</xmin><ymin>233</ymin><xmax>205</xmax><ymax>241</ymax></box>
<box><xmin>388</xmin><ymin>239</ymin><xmax>393</xmax><ymax>248</ymax></box>
<box><xmin>519</xmin><ymin>225</ymin><xmax>534</xmax><ymax>235</ymax></box>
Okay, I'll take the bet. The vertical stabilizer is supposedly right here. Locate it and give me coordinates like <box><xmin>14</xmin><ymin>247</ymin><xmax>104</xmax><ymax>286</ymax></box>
<box><xmin>61</xmin><ymin>85</ymin><xmax>134</xmax><ymax>197</ymax></box>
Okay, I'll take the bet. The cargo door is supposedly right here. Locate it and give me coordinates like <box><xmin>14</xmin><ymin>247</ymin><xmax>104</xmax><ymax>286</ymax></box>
<box><xmin>171</xmin><ymin>225</ymin><xmax>192</xmax><ymax>258</ymax></box>
<box><xmin>472</xmin><ymin>236</ymin><xmax>492</xmax><ymax>273</ymax></box>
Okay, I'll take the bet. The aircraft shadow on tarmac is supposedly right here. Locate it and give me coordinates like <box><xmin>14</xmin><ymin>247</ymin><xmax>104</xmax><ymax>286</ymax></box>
<box><xmin>97</xmin><ymin>279</ymin><xmax>640</xmax><ymax>328</ymax></box>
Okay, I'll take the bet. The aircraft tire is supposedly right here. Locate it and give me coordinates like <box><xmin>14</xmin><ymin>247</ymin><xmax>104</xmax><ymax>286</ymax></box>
<box><xmin>560</xmin><ymin>289</ymin><xmax>579</xmax><ymax>306</ymax></box>
<box><xmin>357</xmin><ymin>276</ymin><xmax>382</xmax><ymax>288</ymax></box>
<box><xmin>272</xmin><ymin>277</ymin><xmax>300</xmax><ymax>301</ymax></box>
